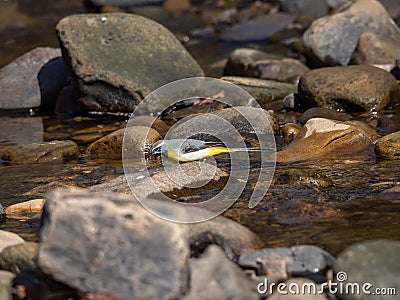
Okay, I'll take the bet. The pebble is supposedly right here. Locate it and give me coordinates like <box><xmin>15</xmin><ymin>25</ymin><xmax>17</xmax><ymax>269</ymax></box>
<box><xmin>297</xmin><ymin>65</ymin><xmax>400</xmax><ymax>112</ymax></box>
<box><xmin>303</xmin><ymin>0</ymin><xmax>400</xmax><ymax>66</ymax></box>
<box><xmin>375</xmin><ymin>130</ymin><xmax>400</xmax><ymax>159</ymax></box>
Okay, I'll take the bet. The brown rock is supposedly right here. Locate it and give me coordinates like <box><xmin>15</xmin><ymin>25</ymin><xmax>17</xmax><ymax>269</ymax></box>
<box><xmin>298</xmin><ymin>65</ymin><xmax>400</xmax><ymax>112</ymax></box>
<box><xmin>86</xmin><ymin>126</ymin><xmax>161</xmax><ymax>159</ymax></box>
<box><xmin>0</xmin><ymin>140</ymin><xmax>79</xmax><ymax>163</ymax></box>
<box><xmin>5</xmin><ymin>199</ymin><xmax>44</xmax><ymax>215</ymax></box>
<box><xmin>375</xmin><ymin>131</ymin><xmax>400</xmax><ymax>159</ymax></box>
<box><xmin>276</xmin><ymin>118</ymin><xmax>378</xmax><ymax>163</ymax></box>
<box><xmin>127</xmin><ymin>115</ymin><xmax>169</xmax><ymax>136</ymax></box>
<box><xmin>354</xmin><ymin>32</ymin><xmax>400</xmax><ymax>65</ymax></box>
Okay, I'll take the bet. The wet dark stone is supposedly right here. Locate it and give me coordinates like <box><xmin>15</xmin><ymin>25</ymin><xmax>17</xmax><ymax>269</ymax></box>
<box><xmin>334</xmin><ymin>240</ymin><xmax>400</xmax><ymax>300</ymax></box>
<box><xmin>303</xmin><ymin>0</ymin><xmax>400</xmax><ymax>66</ymax></box>
<box><xmin>220</xmin><ymin>13</ymin><xmax>295</xmax><ymax>42</ymax></box>
<box><xmin>376</xmin><ymin>114</ymin><xmax>400</xmax><ymax>135</ymax></box>
<box><xmin>297</xmin><ymin>65</ymin><xmax>400</xmax><ymax>112</ymax></box>
<box><xmin>183</xmin><ymin>245</ymin><xmax>259</xmax><ymax>300</ymax></box>
<box><xmin>299</xmin><ymin>107</ymin><xmax>351</xmax><ymax>124</ymax></box>
<box><xmin>56</xmin><ymin>13</ymin><xmax>203</xmax><ymax>113</ymax></box>
<box><xmin>239</xmin><ymin>245</ymin><xmax>334</xmax><ymax>282</ymax></box>
<box><xmin>0</xmin><ymin>47</ymin><xmax>64</xmax><ymax>110</ymax></box>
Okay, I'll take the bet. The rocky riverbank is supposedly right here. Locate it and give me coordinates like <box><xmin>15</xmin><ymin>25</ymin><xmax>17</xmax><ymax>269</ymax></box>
<box><xmin>0</xmin><ymin>0</ymin><xmax>400</xmax><ymax>299</ymax></box>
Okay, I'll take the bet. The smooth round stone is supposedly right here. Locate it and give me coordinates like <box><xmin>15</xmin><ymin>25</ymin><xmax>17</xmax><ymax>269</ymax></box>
<box><xmin>375</xmin><ymin>131</ymin><xmax>400</xmax><ymax>159</ymax></box>
<box><xmin>0</xmin><ymin>230</ymin><xmax>24</xmax><ymax>253</ymax></box>
<box><xmin>298</xmin><ymin>65</ymin><xmax>400</xmax><ymax>112</ymax></box>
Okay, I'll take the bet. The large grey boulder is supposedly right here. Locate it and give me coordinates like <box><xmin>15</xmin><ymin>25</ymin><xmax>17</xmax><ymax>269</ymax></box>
<box><xmin>303</xmin><ymin>0</ymin><xmax>400</xmax><ymax>66</ymax></box>
<box><xmin>56</xmin><ymin>13</ymin><xmax>204</xmax><ymax>112</ymax></box>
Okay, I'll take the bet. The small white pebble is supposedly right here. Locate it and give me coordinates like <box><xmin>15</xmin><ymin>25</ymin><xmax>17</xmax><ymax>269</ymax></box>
<box><xmin>136</xmin><ymin>175</ymin><xmax>145</xmax><ymax>180</ymax></box>
<box><xmin>101</xmin><ymin>16</ymin><xmax>107</xmax><ymax>23</ymax></box>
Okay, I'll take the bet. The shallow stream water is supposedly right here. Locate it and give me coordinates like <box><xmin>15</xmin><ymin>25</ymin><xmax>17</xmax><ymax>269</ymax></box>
<box><xmin>1</xmin><ymin>0</ymin><xmax>400</xmax><ymax>257</ymax></box>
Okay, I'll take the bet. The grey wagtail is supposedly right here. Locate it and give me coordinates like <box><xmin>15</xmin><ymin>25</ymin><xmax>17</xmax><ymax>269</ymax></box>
<box><xmin>150</xmin><ymin>139</ymin><xmax>274</xmax><ymax>162</ymax></box>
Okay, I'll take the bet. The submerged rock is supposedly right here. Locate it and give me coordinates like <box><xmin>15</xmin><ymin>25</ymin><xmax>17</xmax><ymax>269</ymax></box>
<box><xmin>221</xmin><ymin>76</ymin><xmax>296</xmax><ymax>107</ymax></box>
<box><xmin>0</xmin><ymin>47</ymin><xmax>67</xmax><ymax>110</ymax></box>
<box><xmin>297</xmin><ymin>65</ymin><xmax>400</xmax><ymax>112</ymax></box>
<box><xmin>334</xmin><ymin>240</ymin><xmax>400</xmax><ymax>300</ymax></box>
<box><xmin>0</xmin><ymin>140</ymin><xmax>79</xmax><ymax>163</ymax></box>
<box><xmin>0</xmin><ymin>117</ymin><xmax>43</xmax><ymax>145</ymax></box>
<box><xmin>276</xmin><ymin>118</ymin><xmax>378</xmax><ymax>163</ymax></box>
<box><xmin>303</xmin><ymin>0</ymin><xmax>400</xmax><ymax>66</ymax></box>
<box><xmin>86</xmin><ymin>126</ymin><xmax>161</xmax><ymax>159</ymax></box>
<box><xmin>37</xmin><ymin>188</ymin><xmax>264</xmax><ymax>299</ymax></box>
<box><xmin>375</xmin><ymin>131</ymin><xmax>400</xmax><ymax>159</ymax></box>
<box><xmin>56</xmin><ymin>13</ymin><xmax>203</xmax><ymax>113</ymax></box>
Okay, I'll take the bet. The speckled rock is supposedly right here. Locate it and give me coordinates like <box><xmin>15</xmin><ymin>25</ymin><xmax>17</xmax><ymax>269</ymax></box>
<box><xmin>37</xmin><ymin>188</ymin><xmax>264</xmax><ymax>299</ymax></box>
<box><xmin>0</xmin><ymin>242</ymin><xmax>38</xmax><ymax>274</ymax></box>
<box><xmin>0</xmin><ymin>47</ymin><xmax>67</xmax><ymax>110</ymax></box>
<box><xmin>86</xmin><ymin>126</ymin><xmax>161</xmax><ymax>159</ymax></box>
<box><xmin>56</xmin><ymin>13</ymin><xmax>203</xmax><ymax>112</ymax></box>
<box><xmin>276</xmin><ymin>118</ymin><xmax>378</xmax><ymax>163</ymax></box>
<box><xmin>375</xmin><ymin>131</ymin><xmax>400</xmax><ymax>159</ymax></box>
<box><xmin>221</xmin><ymin>76</ymin><xmax>296</xmax><ymax>107</ymax></box>
<box><xmin>303</xmin><ymin>0</ymin><xmax>400</xmax><ymax>66</ymax></box>
<box><xmin>334</xmin><ymin>240</ymin><xmax>400</xmax><ymax>300</ymax></box>
<box><xmin>183</xmin><ymin>245</ymin><xmax>259</xmax><ymax>300</ymax></box>
<box><xmin>354</xmin><ymin>32</ymin><xmax>400</xmax><ymax>65</ymax></box>
<box><xmin>0</xmin><ymin>140</ymin><xmax>79</xmax><ymax>163</ymax></box>
<box><xmin>0</xmin><ymin>230</ymin><xmax>24</xmax><ymax>253</ymax></box>
<box><xmin>297</xmin><ymin>65</ymin><xmax>400</xmax><ymax>112</ymax></box>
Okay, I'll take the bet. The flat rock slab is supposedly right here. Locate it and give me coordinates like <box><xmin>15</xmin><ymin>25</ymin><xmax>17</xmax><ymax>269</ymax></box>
<box><xmin>276</xmin><ymin>118</ymin><xmax>378</xmax><ymax>163</ymax></box>
<box><xmin>303</xmin><ymin>0</ymin><xmax>400</xmax><ymax>66</ymax></box>
<box><xmin>0</xmin><ymin>140</ymin><xmax>79</xmax><ymax>163</ymax></box>
<box><xmin>56</xmin><ymin>13</ymin><xmax>203</xmax><ymax>112</ymax></box>
<box><xmin>334</xmin><ymin>239</ymin><xmax>400</xmax><ymax>300</ymax></box>
<box><xmin>221</xmin><ymin>76</ymin><xmax>296</xmax><ymax>107</ymax></box>
<box><xmin>38</xmin><ymin>188</ymin><xmax>264</xmax><ymax>298</ymax></box>
<box><xmin>298</xmin><ymin>65</ymin><xmax>400</xmax><ymax>112</ymax></box>
<box><xmin>0</xmin><ymin>47</ymin><xmax>65</xmax><ymax>110</ymax></box>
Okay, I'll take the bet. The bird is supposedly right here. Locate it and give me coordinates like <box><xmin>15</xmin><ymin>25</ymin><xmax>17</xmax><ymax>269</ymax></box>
<box><xmin>149</xmin><ymin>138</ymin><xmax>274</xmax><ymax>162</ymax></box>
